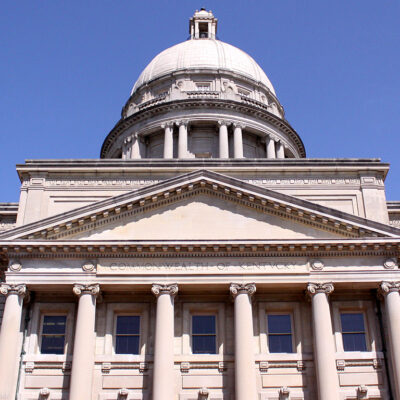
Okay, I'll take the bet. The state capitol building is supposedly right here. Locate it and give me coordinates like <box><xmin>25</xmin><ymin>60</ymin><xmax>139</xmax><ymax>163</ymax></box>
<box><xmin>1</xmin><ymin>9</ymin><xmax>400</xmax><ymax>400</ymax></box>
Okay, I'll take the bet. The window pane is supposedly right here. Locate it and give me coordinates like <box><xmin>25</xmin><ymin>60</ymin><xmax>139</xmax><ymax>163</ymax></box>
<box><xmin>41</xmin><ymin>335</ymin><xmax>65</xmax><ymax>354</ymax></box>
<box><xmin>116</xmin><ymin>335</ymin><xmax>140</xmax><ymax>354</ymax></box>
<box><xmin>192</xmin><ymin>335</ymin><xmax>216</xmax><ymax>354</ymax></box>
<box><xmin>268</xmin><ymin>334</ymin><xmax>293</xmax><ymax>353</ymax></box>
<box><xmin>268</xmin><ymin>314</ymin><xmax>291</xmax><ymax>334</ymax></box>
<box><xmin>116</xmin><ymin>316</ymin><xmax>140</xmax><ymax>335</ymax></box>
<box><xmin>341</xmin><ymin>313</ymin><xmax>365</xmax><ymax>332</ymax></box>
<box><xmin>42</xmin><ymin>316</ymin><xmax>66</xmax><ymax>335</ymax></box>
<box><xmin>192</xmin><ymin>316</ymin><xmax>216</xmax><ymax>334</ymax></box>
<box><xmin>343</xmin><ymin>333</ymin><xmax>367</xmax><ymax>352</ymax></box>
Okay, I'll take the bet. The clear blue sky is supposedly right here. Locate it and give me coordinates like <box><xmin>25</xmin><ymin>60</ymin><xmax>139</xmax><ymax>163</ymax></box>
<box><xmin>1</xmin><ymin>1</ymin><xmax>399</xmax><ymax>202</ymax></box>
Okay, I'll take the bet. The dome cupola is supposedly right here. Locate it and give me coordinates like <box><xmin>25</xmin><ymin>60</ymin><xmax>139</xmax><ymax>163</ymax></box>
<box><xmin>101</xmin><ymin>10</ymin><xmax>305</xmax><ymax>160</ymax></box>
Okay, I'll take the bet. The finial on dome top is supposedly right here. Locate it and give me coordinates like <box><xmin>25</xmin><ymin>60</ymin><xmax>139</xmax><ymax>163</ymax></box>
<box><xmin>189</xmin><ymin>9</ymin><xmax>218</xmax><ymax>39</ymax></box>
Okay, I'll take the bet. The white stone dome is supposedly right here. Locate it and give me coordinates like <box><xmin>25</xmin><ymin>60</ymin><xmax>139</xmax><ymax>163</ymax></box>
<box><xmin>131</xmin><ymin>39</ymin><xmax>276</xmax><ymax>95</ymax></box>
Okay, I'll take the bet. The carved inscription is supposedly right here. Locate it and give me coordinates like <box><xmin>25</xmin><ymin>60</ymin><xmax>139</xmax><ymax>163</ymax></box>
<box><xmin>98</xmin><ymin>258</ymin><xmax>309</xmax><ymax>275</ymax></box>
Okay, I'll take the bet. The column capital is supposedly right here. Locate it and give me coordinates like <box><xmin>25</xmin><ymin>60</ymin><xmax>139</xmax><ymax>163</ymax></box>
<box><xmin>151</xmin><ymin>283</ymin><xmax>178</xmax><ymax>297</ymax></box>
<box><xmin>0</xmin><ymin>283</ymin><xmax>28</xmax><ymax>298</ymax></box>
<box><xmin>218</xmin><ymin>120</ymin><xmax>230</xmax><ymax>127</ymax></box>
<box><xmin>230</xmin><ymin>283</ymin><xmax>256</xmax><ymax>298</ymax></box>
<box><xmin>380</xmin><ymin>281</ymin><xmax>400</xmax><ymax>295</ymax></box>
<box><xmin>233</xmin><ymin>122</ymin><xmax>246</xmax><ymax>129</ymax></box>
<box><xmin>307</xmin><ymin>282</ymin><xmax>334</xmax><ymax>297</ymax></box>
<box><xmin>161</xmin><ymin>121</ymin><xmax>174</xmax><ymax>129</ymax></box>
<box><xmin>175</xmin><ymin>119</ymin><xmax>189</xmax><ymax>127</ymax></box>
<box><xmin>73</xmin><ymin>283</ymin><xmax>100</xmax><ymax>297</ymax></box>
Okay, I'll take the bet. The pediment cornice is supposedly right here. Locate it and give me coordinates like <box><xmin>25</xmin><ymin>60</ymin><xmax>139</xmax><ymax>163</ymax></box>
<box><xmin>1</xmin><ymin>170</ymin><xmax>399</xmax><ymax>241</ymax></box>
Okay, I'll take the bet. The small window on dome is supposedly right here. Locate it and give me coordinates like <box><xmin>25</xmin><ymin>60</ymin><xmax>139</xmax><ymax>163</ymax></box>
<box><xmin>199</xmin><ymin>23</ymin><xmax>208</xmax><ymax>38</ymax></box>
<box><xmin>196</xmin><ymin>82</ymin><xmax>211</xmax><ymax>91</ymax></box>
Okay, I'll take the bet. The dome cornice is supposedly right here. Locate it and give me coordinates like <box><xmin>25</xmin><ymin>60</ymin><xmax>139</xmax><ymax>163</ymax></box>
<box><xmin>100</xmin><ymin>98</ymin><xmax>306</xmax><ymax>158</ymax></box>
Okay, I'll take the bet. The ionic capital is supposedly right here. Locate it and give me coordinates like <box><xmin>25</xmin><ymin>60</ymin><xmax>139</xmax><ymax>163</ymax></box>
<box><xmin>380</xmin><ymin>281</ymin><xmax>400</xmax><ymax>295</ymax></box>
<box><xmin>161</xmin><ymin>121</ymin><xmax>174</xmax><ymax>129</ymax></box>
<box><xmin>73</xmin><ymin>283</ymin><xmax>100</xmax><ymax>297</ymax></box>
<box><xmin>230</xmin><ymin>283</ymin><xmax>256</xmax><ymax>298</ymax></box>
<box><xmin>307</xmin><ymin>282</ymin><xmax>334</xmax><ymax>297</ymax></box>
<box><xmin>151</xmin><ymin>283</ymin><xmax>178</xmax><ymax>298</ymax></box>
<box><xmin>175</xmin><ymin>120</ymin><xmax>189</xmax><ymax>127</ymax></box>
<box><xmin>0</xmin><ymin>283</ymin><xmax>28</xmax><ymax>298</ymax></box>
<box><xmin>218</xmin><ymin>120</ymin><xmax>230</xmax><ymax>127</ymax></box>
<box><xmin>233</xmin><ymin>122</ymin><xmax>246</xmax><ymax>130</ymax></box>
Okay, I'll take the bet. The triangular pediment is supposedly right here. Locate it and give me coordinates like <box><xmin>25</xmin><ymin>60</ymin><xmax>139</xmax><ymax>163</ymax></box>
<box><xmin>1</xmin><ymin>170</ymin><xmax>399</xmax><ymax>241</ymax></box>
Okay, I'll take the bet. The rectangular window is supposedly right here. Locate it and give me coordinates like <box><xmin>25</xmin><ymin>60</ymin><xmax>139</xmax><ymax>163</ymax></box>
<box><xmin>115</xmin><ymin>315</ymin><xmax>140</xmax><ymax>354</ymax></box>
<box><xmin>341</xmin><ymin>313</ymin><xmax>367</xmax><ymax>351</ymax></box>
<box><xmin>40</xmin><ymin>315</ymin><xmax>67</xmax><ymax>354</ymax></box>
<box><xmin>192</xmin><ymin>315</ymin><xmax>216</xmax><ymax>354</ymax></box>
<box><xmin>267</xmin><ymin>314</ymin><xmax>293</xmax><ymax>353</ymax></box>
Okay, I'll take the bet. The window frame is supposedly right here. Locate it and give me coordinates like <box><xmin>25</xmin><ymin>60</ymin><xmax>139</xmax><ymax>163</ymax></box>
<box><xmin>113</xmin><ymin>314</ymin><xmax>141</xmax><ymax>355</ymax></box>
<box><xmin>266</xmin><ymin>312</ymin><xmax>294</xmax><ymax>354</ymax></box>
<box><xmin>39</xmin><ymin>313</ymin><xmax>68</xmax><ymax>355</ymax></box>
<box><xmin>191</xmin><ymin>314</ymin><xmax>217</xmax><ymax>355</ymax></box>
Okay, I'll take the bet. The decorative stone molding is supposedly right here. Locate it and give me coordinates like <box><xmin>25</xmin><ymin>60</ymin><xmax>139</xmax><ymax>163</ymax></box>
<box><xmin>151</xmin><ymin>283</ymin><xmax>178</xmax><ymax>297</ymax></box>
<box><xmin>232</xmin><ymin>122</ymin><xmax>246</xmax><ymax>129</ymax></box>
<box><xmin>118</xmin><ymin>388</ymin><xmax>129</xmax><ymax>399</ymax></box>
<box><xmin>180</xmin><ymin>362</ymin><xmax>190</xmax><ymax>373</ymax></box>
<box><xmin>82</xmin><ymin>260</ymin><xmax>96</xmax><ymax>272</ymax></box>
<box><xmin>217</xmin><ymin>120</ymin><xmax>230</xmax><ymax>127</ymax></box>
<box><xmin>8</xmin><ymin>259</ymin><xmax>22</xmax><ymax>272</ymax></box>
<box><xmin>379</xmin><ymin>281</ymin><xmax>400</xmax><ymax>295</ymax></box>
<box><xmin>175</xmin><ymin>119</ymin><xmax>189</xmax><ymax>127</ymax></box>
<box><xmin>139</xmin><ymin>362</ymin><xmax>148</xmax><ymax>373</ymax></box>
<box><xmin>279</xmin><ymin>386</ymin><xmax>290</xmax><ymax>400</ymax></box>
<box><xmin>39</xmin><ymin>388</ymin><xmax>50</xmax><ymax>399</ymax></box>
<box><xmin>0</xmin><ymin>283</ymin><xmax>28</xmax><ymax>298</ymax></box>
<box><xmin>161</xmin><ymin>121</ymin><xmax>174</xmax><ymax>129</ymax></box>
<box><xmin>310</xmin><ymin>259</ymin><xmax>324</xmax><ymax>271</ymax></box>
<box><xmin>357</xmin><ymin>385</ymin><xmax>368</xmax><ymax>400</ymax></box>
<box><xmin>101</xmin><ymin>362</ymin><xmax>111</xmax><ymax>373</ymax></box>
<box><xmin>198</xmin><ymin>387</ymin><xmax>209</xmax><ymax>400</ymax></box>
<box><xmin>383</xmin><ymin>258</ymin><xmax>398</xmax><ymax>269</ymax></box>
<box><xmin>259</xmin><ymin>361</ymin><xmax>269</xmax><ymax>372</ymax></box>
<box><xmin>297</xmin><ymin>360</ymin><xmax>306</xmax><ymax>371</ymax></box>
<box><xmin>306</xmin><ymin>282</ymin><xmax>334</xmax><ymax>297</ymax></box>
<box><xmin>336</xmin><ymin>359</ymin><xmax>345</xmax><ymax>371</ymax></box>
<box><xmin>25</xmin><ymin>362</ymin><xmax>35</xmax><ymax>373</ymax></box>
<box><xmin>72</xmin><ymin>283</ymin><xmax>100</xmax><ymax>297</ymax></box>
<box><xmin>230</xmin><ymin>283</ymin><xmax>256</xmax><ymax>298</ymax></box>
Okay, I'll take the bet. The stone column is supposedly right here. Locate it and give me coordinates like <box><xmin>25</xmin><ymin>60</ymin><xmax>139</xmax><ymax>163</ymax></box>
<box><xmin>69</xmin><ymin>284</ymin><xmax>100</xmax><ymax>400</ymax></box>
<box><xmin>276</xmin><ymin>141</ymin><xmax>285</xmax><ymax>159</ymax></box>
<box><xmin>233</xmin><ymin>123</ymin><xmax>244</xmax><ymax>158</ymax></box>
<box><xmin>151</xmin><ymin>284</ymin><xmax>178</xmax><ymax>400</ymax></box>
<box><xmin>380</xmin><ymin>281</ymin><xmax>400</xmax><ymax>398</ymax></box>
<box><xmin>307</xmin><ymin>283</ymin><xmax>339</xmax><ymax>400</ymax></box>
<box><xmin>230</xmin><ymin>283</ymin><xmax>258</xmax><ymax>400</ymax></box>
<box><xmin>218</xmin><ymin>120</ymin><xmax>229</xmax><ymax>158</ymax></box>
<box><xmin>162</xmin><ymin>122</ymin><xmax>174</xmax><ymax>159</ymax></box>
<box><xmin>177</xmin><ymin>120</ymin><xmax>188</xmax><ymax>158</ymax></box>
<box><xmin>0</xmin><ymin>284</ymin><xmax>28</xmax><ymax>399</ymax></box>
<box><xmin>265</xmin><ymin>136</ymin><xmax>276</xmax><ymax>159</ymax></box>
<box><xmin>131</xmin><ymin>133</ymin><xmax>141</xmax><ymax>159</ymax></box>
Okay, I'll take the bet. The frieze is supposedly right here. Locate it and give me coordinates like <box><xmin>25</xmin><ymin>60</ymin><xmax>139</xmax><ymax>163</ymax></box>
<box><xmin>0</xmin><ymin>222</ymin><xmax>16</xmax><ymax>232</ymax></box>
<box><xmin>45</xmin><ymin>178</ymin><xmax>161</xmax><ymax>188</ymax></box>
<box><xmin>245</xmin><ymin>178</ymin><xmax>362</xmax><ymax>186</ymax></box>
<box><xmin>98</xmin><ymin>258</ymin><xmax>309</xmax><ymax>275</ymax></box>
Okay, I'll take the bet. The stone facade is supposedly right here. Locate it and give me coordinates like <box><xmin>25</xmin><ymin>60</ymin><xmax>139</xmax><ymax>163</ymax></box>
<box><xmin>0</xmin><ymin>8</ymin><xmax>400</xmax><ymax>400</ymax></box>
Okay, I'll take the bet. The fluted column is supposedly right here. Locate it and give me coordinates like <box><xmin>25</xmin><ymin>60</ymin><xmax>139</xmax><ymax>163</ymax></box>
<box><xmin>233</xmin><ymin>123</ymin><xmax>244</xmax><ymax>158</ymax></box>
<box><xmin>218</xmin><ymin>120</ymin><xmax>229</xmax><ymax>158</ymax></box>
<box><xmin>151</xmin><ymin>284</ymin><xmax>178</xmax><ymax>400</ymax></box>
<box><xmin>230</xmin><ymin>283</ymin><xmax>257</xmax><ymax>400</ymax></box>
<box><xmin>177</xmin><ymin>120</ymin><xmax>188</xmax><ymax>158</ymax></box>
<box><xmin>380</xmin><ymin>282</ymin><xmax>400</xmax><ymax>398</ymax></box>
<box><xmin>265</xmin><ymin>136</ymin><xmax>276</xmax><ymax>159</ymax></box>
<box><xmin>0</xmin><ymin>284</ymin><xmax>28</xmax><ymax>399</ymax></box>
<box><xmin>307</xmin><ymin>283</ymin><xmax>339</xmax><ymax>400</ymax></box>
<box><xmin>162</xmin><ymin>122</ymin><xmax>174</xmax><ymax>159</ymax></box>
<box><xmin>69</xmin><ymin>284</ymin><xmax>100</xmax><ymax>400</ymax></box>
<box><xmin>276</xmin><ymin>141</ymin><xmax>285</xmax><ymax>159</ymax></box>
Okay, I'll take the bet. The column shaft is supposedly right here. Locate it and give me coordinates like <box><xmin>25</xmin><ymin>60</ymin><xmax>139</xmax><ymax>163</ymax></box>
<box><xmin>266</xmin><ymin>136</ymin><xmax>276</xmax><ymax>159</ymax></box>
<box><xmin>218</xmin><ymin>122</ymin><xmax>229</xmax><ymax>158</ymax></box>
<box><xmin>69</xmin><ymin>284</ymin><xmax>99</xmax><ymax>400</ymax></box>
<box><xmin>163</xmin><ymin>124</ymin><xmax>174</xmax><ymax>159</ymax></box>
<box><xmin>152</xmin><ymin>284</ymin><xmax>178</xmax><ymax>400</ymax></box>
<box><xmin>178</xmin><ymin>122</ymin><xmax>188</xmax><ymax>158</ymax></box>
<box><xmin>233</xmin><ymin>125</ymin><xmax>244</xmax><ymax>158</ymax></box>
<box><xmin>380</xmin><ymin>282</ymin><xmax>400</xmax><ymax>398</ymax></box>
<box><xmin>276</xmin><ymin>141</ymin><xmax>285</xmax><ymax>159</ymax></box>
<box><xmin>0</xmin><ymin>285</ymin><xmax>27</xmax><ymax>399</ymax></box>
<box><xmin>231</xmin><ymin>283</ymin><xmax>257</xmax><ymax>400</ymax></box>
<box><xmin>131</xmin><ymin>134</ymin><xmax>141</xmax><ymax>159</ymax></box>
<box><xmin>308</xmin><ymin>283</ymin><xmax>339</xmax><ymax>400</ymax></box>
